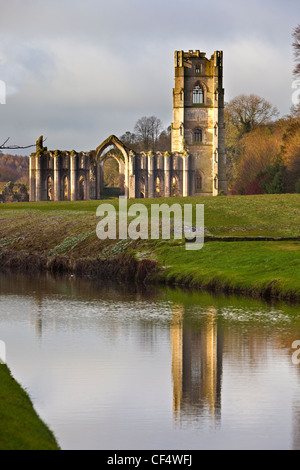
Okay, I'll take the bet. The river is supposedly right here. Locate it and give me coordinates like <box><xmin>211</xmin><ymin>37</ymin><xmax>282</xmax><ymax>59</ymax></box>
<box><xmin>0</xmin><ymin>271</ymin><xmax>300</xmax><ymax>450</ymax></box>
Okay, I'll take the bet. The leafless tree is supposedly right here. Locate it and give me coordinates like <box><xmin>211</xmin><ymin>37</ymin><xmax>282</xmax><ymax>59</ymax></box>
<box><xmin>134</xmin><ymin>116</ymin><xmax>163</xmax><ymax>151</ymax></box>
<box><xmin>0</xmin><ymin>137</ymin><xmax>38</xmax><ymax>150</ymax></box>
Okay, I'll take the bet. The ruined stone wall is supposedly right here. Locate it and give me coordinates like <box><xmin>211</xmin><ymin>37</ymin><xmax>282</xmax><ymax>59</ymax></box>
<box><xmin>29</xmin><ymin>137</ymin><xmax>194</xmax><ymax>201</ymax></box>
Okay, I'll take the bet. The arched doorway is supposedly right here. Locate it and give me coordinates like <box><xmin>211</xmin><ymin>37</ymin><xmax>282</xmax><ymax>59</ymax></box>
<box><xmin>96</xmin><ymin>135</ymin><xmax>129</xmax><ymax>199</ymax></box>
<box><xmin>101</xmin><ymin>148</ymin><xmax>125</xmax><ymax>198</ymax></box>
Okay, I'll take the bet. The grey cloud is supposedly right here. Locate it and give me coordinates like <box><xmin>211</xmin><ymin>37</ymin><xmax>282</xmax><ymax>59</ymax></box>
<box><xmin>0</xmin><ymin>0</ymin><xmax>299</xmax><ymax>154</ymax></box>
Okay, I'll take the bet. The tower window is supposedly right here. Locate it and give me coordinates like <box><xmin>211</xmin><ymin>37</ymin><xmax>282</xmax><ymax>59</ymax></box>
<box><xmin>195</xmin><ymin>65</ymin><xmax>200</xmax><ymax>74</ymax></box>
<box><xmin>195</xmin><ymin>170</ymin><xmax>202</xmax><ymax>190</ymax></box>
<box><xmin>193</xmin><ymin>82</ymin><xmax>204</xmax><ymax>104</ymax></box>
<box><xmin>194</xmin><ymin>128</ymin><xmax>202</xmax><ymax>144</ymax></box>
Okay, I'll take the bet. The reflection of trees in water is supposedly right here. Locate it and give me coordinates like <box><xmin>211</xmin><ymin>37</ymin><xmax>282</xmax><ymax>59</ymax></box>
<box><xmin>170</xmin><ymin>305</ymin><xmax>223</xmax><ymax>426</ymax></box>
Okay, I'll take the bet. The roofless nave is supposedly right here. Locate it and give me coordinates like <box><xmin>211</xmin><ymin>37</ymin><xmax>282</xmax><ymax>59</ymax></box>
<box><xmin>29</xmin><ymin>50</ymin><xmax>227</xmax><ymax>201</ymax></box>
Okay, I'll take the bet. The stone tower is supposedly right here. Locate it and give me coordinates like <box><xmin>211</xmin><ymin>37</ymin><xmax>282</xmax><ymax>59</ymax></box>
<box><xmin>171</xmin><ymin>50</ymin><xmax>227</xmax><ymax>196</ymax></box>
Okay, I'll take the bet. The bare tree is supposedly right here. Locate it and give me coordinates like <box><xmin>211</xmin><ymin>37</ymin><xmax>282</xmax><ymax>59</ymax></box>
<box><xmin>0</xmin><ymin>137</ymin><xmax>41</xmax><ymax>150</ymax></box>
<box><xmin>225</xmin><ymin>94</ymin><xmax>279</xmax><ymax>135</ymax></box>
<box><xmin>293</xmin><ymin>24</ymin><xmax>300</xmax><ymax>77</ymax></box>
<box><xmin>134</xmin><ymin>116</ymin><xmax>163</xmax><ymax>151</ymax></box>
<box><xmin>119</xmin><ymin>131</ymin><xmax>138</xmax><ymax>149</ymax></box>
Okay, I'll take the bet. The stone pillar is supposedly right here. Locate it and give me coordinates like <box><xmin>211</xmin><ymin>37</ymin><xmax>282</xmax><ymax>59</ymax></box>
<box><xmin>29</xmin><ymin>154</ymin><xmax>35</xmax><ymax>202</ymax></box>
<box><xmin>128</xmin><ymin>152</ymin><xmax>135</xmax><ymax>198</ymax></box>
<box><xmin>148</xmin><ymin>153</ymin><xmax>155</xmax><ymax>198</ymax></box>
<box><xmin>53</xmin><ymin>153</ymin><xmax>61</xmax><ymax>201</ymax></box>
<box><xmin>85</xmin><ymin>169</ymin><xmax>90</xmax><ymax>200</ymax></box>
<box><xmin>96</xmin><ymin>160</ymin><xmax>101</xmax><ymax>200</ymax></box>
<box><xmin>124</xmin><ymin>159</ymin><xmax>130</xmax><ymax>198</ymax></box>
<box><xmin>183</xmin><ymin>154</ymin><xmax>189</xmax><ymax>197</ymax></box>
<box><xmin>35</xmin><ymin>156</ymin><xmax>42</xmax><ymax>202</ymax></box>
<box><xmin>164</xmin><ymin>153</ymin><xmax>171</xmax><ymax>198</ymax></box>
<box><xmin>70</xmin><ymin>154</ymin><xmax>77</xmax><ymax>201</ymax></box>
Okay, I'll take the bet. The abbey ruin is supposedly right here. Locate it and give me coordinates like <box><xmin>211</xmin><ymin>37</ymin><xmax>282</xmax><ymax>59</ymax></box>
<box><xmin>29</xmin><ymin>50</ymin><xmax>227</xmax><ymax>201</ymax></box>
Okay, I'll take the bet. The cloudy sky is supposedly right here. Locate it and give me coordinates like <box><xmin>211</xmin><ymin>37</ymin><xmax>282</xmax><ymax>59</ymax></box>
<box><xmin>0</xmin><ymin>0</ymin><xmax>299</xmax><ymax>154</ymax></box>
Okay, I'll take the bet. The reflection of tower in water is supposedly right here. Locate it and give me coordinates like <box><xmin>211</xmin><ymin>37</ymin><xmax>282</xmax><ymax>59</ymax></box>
<box><xmin>29</xmin><ymin>295</ymin><xmax>43</xmax><ymax>338</ymax></box>
<box><xmin>170</xmin><ymin>305</ymin><xmax>223</xmax><ymax>426</ymax></box>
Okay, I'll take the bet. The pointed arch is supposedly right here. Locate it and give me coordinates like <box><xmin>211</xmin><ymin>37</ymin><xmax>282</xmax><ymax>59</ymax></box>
<box><xmin>195</xmin><ymin>169</ymin><xmax>203</xmax><ymax>191</ymax></box>
<box><xmin>171</xmin><ymin>175</ymin><xmax>180</xmax><ymax>197</ymax></box>
<box><xmin>78</xmin><ymin>175</ymin><xmax>85</xmax><ymax>200</ymax></box>
<box><xmin>96</xmin><ymin>135</ymin><xmax>131</xmax><ymax>198</ymax></box>
<box><xmin>47</xmin><ymin>175</ymin><xmax>53</xmax><ymax>201</ymax></box>
<box><xmin>193</xmin><ymin>81</ymin><xmax>205</xmax><ymax>104</ymax></box>
<box><xmin>63</xmin><ymin>175</ymin><xmax>69</xmax><ymax>200</ymax></box>
<box><xmin>96</xmin><ymin>135</ymin><xmax>130</xmax><ymax>164</ymax></box>
<box><xmin>194</xmin><ymin>128</ymin><xmax>203</xmax><ymax>143</ymax></box>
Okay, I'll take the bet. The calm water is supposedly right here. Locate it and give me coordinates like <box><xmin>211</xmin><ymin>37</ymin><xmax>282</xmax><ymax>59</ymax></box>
<box><xmin>1</xmin><ymin>271</ymin><xmax>300</xmax><ymax>450</ymax></box>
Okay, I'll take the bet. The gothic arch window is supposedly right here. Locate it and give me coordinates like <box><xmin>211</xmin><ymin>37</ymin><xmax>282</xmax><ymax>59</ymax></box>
<box><xmin>47</xmin><ymin>176</ymin><xmax>53</xmax><ymax>201</ymax></box>
<box><xmin>63</xmin><ymin>176</ymin><xmax>69</xmax><ymax>201</ymax></box>
<box><xmin>140</xmin><ymin>177</ymin><xmax>145</xmax><ymax>198</ymax></box>
<box><xmin>193</xmin><ymin>82</ymin><xmax>204</xmax><ymax>104</ymax></box>
<box><xmin>214</xmin><ymin>175</ymin><xmax>218</xmax><ymax>191</ymax></box>
<box><xmin>194</xmin><ymin>128</ymin><xmax>203</xmax><ymax>144</ymax></box>
<box><xmin>171</xmin><ymin>176</ymin><xmax>180</xmax><ymax>197</ymax></box>
<box><xmin>79</xmin><ymin>176</ymin><xmax>85</xmax><ymax>200</ymax></box>
<box><xmin>156</xmin><ymin>177</ymin><xmax>162</xmax><ymax>197</ymax></box>
<box><xmin>195</xmin><ymin>170</ymin><xmax>203</xmax><ymax>191</ymax></box>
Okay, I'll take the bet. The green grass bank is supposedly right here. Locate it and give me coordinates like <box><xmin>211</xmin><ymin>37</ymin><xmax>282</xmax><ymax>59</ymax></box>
<box><xmin>0</xmin><ymin>365</ymin><xmax>59</xmax><ymax>450</ymax></box>
<box><xmin>0</xmin><ymin>193</ymin><xmax>299</xmax><ymax>301</ymax></box>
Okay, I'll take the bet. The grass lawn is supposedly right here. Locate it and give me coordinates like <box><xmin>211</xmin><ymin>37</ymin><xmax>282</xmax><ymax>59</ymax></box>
<box><xmin>0</xmin><ymin>193</ymin><xmax>299</xmax><ymax>300</ymax></box>
<box><xmin>0</xmin><ymin>365</ymin><xmax>59</xmax><ymax>450</ymax></box>
<box><xmin>1</xmin><ymin>193</ymin><xmax>300</xmax><ymax>237</ymax></box>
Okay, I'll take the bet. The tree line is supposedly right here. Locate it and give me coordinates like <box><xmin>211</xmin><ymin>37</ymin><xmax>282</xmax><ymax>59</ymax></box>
<box><xmin>225</xmin><ymin>95</ymin><xmax>300</xmax><ymax>195</ymax></box>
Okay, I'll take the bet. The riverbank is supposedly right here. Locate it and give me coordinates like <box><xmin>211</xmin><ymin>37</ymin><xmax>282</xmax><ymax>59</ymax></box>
<box><xmin>0</xmin><ymin>194</ymin><xmax>299</xmax><ymax>302</ymax></box>
<box><xmin>0</xmin><ymin>365</ymin><xmax>59</xmax><ymax>450</ymax></box>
